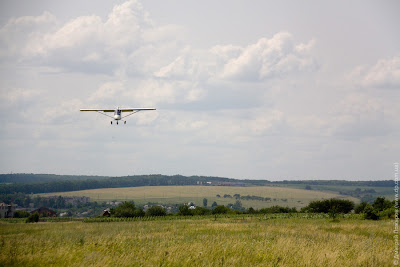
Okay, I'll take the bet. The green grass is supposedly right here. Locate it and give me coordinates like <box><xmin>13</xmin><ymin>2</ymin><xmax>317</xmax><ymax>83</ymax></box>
<box><xmin>38</xmin><ymin>185</ymin><xmax>359</xmax><ymax>209</ymax></box>
<box><xmin>0</xmin><ymin>215</ymin><xmax>392</xmax><ymax>266</ymax></box>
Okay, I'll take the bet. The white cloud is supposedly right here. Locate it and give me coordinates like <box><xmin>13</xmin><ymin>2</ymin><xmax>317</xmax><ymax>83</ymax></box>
<box><xmin>0</xmin><ymin>11</ymin><xmax>57</xmax><ymax>58</ymax></box>
<box><xmin>213</xmin><ymin>32</ymin><xmax>317</xmax><ymax>81</ymax></box>
<box><xmin>154</xmin><ymin>48</ymin><xmax>200</xmax><ymax>79</ymax></box>
<box><xmin>89</xmin><ymin>81</ymin><xmax>126</xmax><ymax>103</ymax></box>
<box><xmin>0</xmin><ymin>0</ymin><xmax>181</xmax><ymax>76</ymax></box>
<box><xmin>351</xmin><ymin>56</ymin><xmax>400</xmax><ymax>89</ymax></box>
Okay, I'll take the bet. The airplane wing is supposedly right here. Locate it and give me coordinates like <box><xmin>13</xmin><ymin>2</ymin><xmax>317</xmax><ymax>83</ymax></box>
<box><xmin>80</xmin><ymin>108</ymin><xmax>156</xmax><ymax>112</ymax></box>
<box><xmin>80</xmin><ymin>109</ymin><xmax>115</xmax><ymax>112</ymax></box>
<box><xmin>119</xmin><ymin>108</ymin><xmax>156</xmax><ymax>111</ymax></box>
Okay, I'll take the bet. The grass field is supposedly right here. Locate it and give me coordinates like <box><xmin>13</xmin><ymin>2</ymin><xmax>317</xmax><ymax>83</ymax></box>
<box><xmin>38</xmin><ymin>185</ymin><xmax>359</xmax><ymax>209</ymax></box>
<box><xmin>0</xmin><ymin>215</ymin><xmax>392</xmax><ymax>266</ymax></box>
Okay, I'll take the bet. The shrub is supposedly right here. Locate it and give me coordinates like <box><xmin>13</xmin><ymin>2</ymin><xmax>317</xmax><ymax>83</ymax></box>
<box><xmin>247</xmin><ymin>207</ymin><xmax>257</xmax><ymax>214</ymax></box>
<box><xmin>354</xmin><ymin>202</ymin><xmax>368</xmax><ymax>214</ymax></box>
<box><xmin>192</xmin><ymin>207</ymin><xmax>211</xmax><ymax>216</ymax></box>
<box><xmin>177</xmin><ymin>205</ymin><xmax>193</xmax><ymax>216</ymax></box>
<box><xmin>26</xmin><ymin>212</ymin><xmax>39</xmax><ymax>223</ymax></box>
<box><xmin>212</xmin><ymin>205</ymin><xmax>229</xmax><ymax>214</ymax></box>
<box><xmin>372</xmin><ymin>197</ymin><xmax>393</xmax><ymax>211</ymax></box>
<box><xmin>304</xmin><ymin>199</ymin><xmax>354</xmax><ymax>214</ymax></box>
<box><xmin>111</xmin><ymin>201</ymin><xmax>141</xmax><ymax>218</ymax></box>
<box><xmin>14</xmin><ymin>210</ymin><xmax>30</xmax><ymax>218</ymax></box>
<box><xmin>259</xmin><ymin>206</ymin><xmax>297</xmax><ymax>214</ymax></box>
<box><xmin>146</xmin><ymin>206</ymin><xmax>166</xmax><ymax>216</ymax></box>
<box><xmin>363</xmin><ymin>205</ymin><xmax>379</xmax><ymax>220</ymax></box>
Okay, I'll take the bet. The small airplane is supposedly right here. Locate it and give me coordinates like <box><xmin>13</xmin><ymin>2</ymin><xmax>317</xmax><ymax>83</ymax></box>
<box><xmin>80</xmin><ymin>107</ymin><xmax>156</xmax><ymax>124</ymax></box>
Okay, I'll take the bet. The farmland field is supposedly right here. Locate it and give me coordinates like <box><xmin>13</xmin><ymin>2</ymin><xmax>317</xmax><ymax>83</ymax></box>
<box><xmin>38</xmin><ymin>185</ymin><xmax>359</xmax><ymax>209</ymax></box>
<box><xmin>0</xmin><ymin>215</ymin><xmax>392</xmax><ymax>266</ymax></box>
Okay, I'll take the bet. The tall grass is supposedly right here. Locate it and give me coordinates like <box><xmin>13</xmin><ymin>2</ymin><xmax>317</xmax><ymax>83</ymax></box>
<box><xmin>0</xmin><ymin>216</ymin><xmax>392</xmax><ymax>266</ymax></box>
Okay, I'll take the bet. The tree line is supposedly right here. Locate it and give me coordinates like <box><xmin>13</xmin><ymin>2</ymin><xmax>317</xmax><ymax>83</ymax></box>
<box><xmin>101</xmin><ymin>197</ymin><xmax>394</xmax><ymax>220</ymax></box>
<box><xmin>0</xmin><ymin>175</ymin><xmax>235</xmax><ymax>194</ymax></box>
<box><xmin>0</xmin><ymin>174</ymin><xmax>393</xmax><ymax>194</ymax></box>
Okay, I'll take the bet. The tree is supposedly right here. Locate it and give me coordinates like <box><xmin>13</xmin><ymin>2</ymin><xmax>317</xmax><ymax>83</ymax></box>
<box><xmin>372</xmin><ymin>197</ymin><xmax>393</xmax><ymax>211</ymax></box>
<box><xmin>178</xmin><ymin>205</ymin><xmax>193</xmax><ymax>216</ymax></box>
<box><xmin>26</xmin><ymin>212</ymin><xmax>39</xmax><ymax>223</ymax></box>
<box><xmin>146</xmin><ymin>206</ymin><xmax>166</xmax><ymax>216</ymax></box>
<box><xmin>354</xmin><ymin>202</ymin><xmax>368</xmax><ymax>214</ymax></box>
<box><xmin>14</xmin><ymin>210</ymin><xmax>30</xmax><ymax>218</ymax></box>
<box><xmin>247</xmin><ymin>207</ymin><xmax>257</xmax><ymax>214</ymax></box>
<box><xmin>304</xmin><ymin>199</ymin><xmax>354</xmax><ymax>214</ymax></box>
<box><xmin>212</xmin><ymin>205</ymin><xmax>229</xmax><ymax>214</ymax></box>
<box><xmin>203</xmin><ymin>198</ymin><xmax>208</xmax><ymax>207</ymax></box>
<box><xmin>363</xmin><ymin>205</ymin><xmax>379</xmax><ymax>220</ymax></box>
<box><xmin>211</xmin><ymin>201</ymin><xmax>218</xmax><ymax>208</ymax></box>
<box><xmin>192</xmin><ymin>207</ymin><xmax>211</xmax><ymax>216</ymax></box>
<box><xmin>111</xmin><ymin>201</ymin><xmax>139</xmax><ymax>218</ymax></box>
<box><xmin>232</xmin><ymin>200</ymin><xmax>244</xmax><ymax>211</ymax></box>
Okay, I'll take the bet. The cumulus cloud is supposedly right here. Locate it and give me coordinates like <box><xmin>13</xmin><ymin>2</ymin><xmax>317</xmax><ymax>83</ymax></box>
<box><xmin>0</xmin><ymin>0</ymin><xmax>179</xmax><ymax>75</ymax></box>
<box><xmin>351</xmin><ymin>56</ymin><xmax>400</xmax><ymax>89</ymax></box>
<box><xmin>0</xmin><ymin>11</ymin><xmax>57</xmax><ymax>58</ymax></box>
<box><xmin>211</xmin><ymin>32</ymin><xmax>317</xmax><ymax>81</ymax></box>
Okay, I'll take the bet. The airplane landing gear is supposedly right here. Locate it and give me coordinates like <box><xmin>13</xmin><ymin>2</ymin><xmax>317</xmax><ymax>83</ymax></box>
<box><xmin>110</xmin><ymin>120</ymin><xmax>126</xmax><ymax>125</ymax></box>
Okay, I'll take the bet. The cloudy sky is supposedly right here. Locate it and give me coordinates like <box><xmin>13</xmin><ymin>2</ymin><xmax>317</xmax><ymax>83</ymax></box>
<box><xmin>0</xmin><ymin>0</ymin><xmax>399</xmax><ymax>180</ymax></box>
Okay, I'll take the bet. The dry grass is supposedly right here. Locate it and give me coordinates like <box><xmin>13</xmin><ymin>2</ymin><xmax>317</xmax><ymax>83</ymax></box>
<box><xmin>0</xmin><ymin>216</ymin><xmax>392</xmax><ymax>266</ymax></box>
<box><xmin>38</xmin><ymin>185</ymin><xmax>358</xmax><ymax>209</ymax></box>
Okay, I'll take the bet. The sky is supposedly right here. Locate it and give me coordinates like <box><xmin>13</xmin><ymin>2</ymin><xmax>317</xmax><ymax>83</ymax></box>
<box><xmin>0</xmin><ymin>0</ymin><xmax>399</xmax><ymax>180</ymax></box>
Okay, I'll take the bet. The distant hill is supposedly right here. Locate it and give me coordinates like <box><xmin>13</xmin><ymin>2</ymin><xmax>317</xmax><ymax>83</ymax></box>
<box><xmin>0</xmin><ymin>173</ymin><xmax>109</xmax><ymax>183</ymax></box>
<box><xmin>0</xmin><ymin>173</ymin><xmax>393</xmax><ymax>197</ymax></box>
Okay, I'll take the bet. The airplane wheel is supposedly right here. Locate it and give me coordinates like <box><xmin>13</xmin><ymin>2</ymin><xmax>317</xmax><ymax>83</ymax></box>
<box><xmin>117</xmin><ymin>121</ymin><xmax>118</xmax><ymax>125</ymax></box>
<box><xmin>124</xmin><ymin>121</ymin><xmax>126</xmax><ymax>124</ymax></box>
<box><xmin>111</xmin><ymin>121</ymin><xmax>112</xmax><ymax>125</ymax></box>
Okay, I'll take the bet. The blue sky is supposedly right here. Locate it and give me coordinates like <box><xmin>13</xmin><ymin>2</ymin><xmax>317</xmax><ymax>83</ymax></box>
<box><xmin>0</xmin><ymin>0</ymin><xmax>399</xmax><ymax>180</ymax></box>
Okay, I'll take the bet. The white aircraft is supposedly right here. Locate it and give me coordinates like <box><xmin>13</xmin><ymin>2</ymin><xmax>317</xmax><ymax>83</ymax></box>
<box><xmin>80</xmin><ymin>107</ymin><xmax>156</xmax><ymax>124</ymax></box>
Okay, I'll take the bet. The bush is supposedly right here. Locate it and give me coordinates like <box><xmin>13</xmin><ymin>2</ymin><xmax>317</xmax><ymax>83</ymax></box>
<box><xmin>247</xmin><ymin>207</ymin><xmax>257</xmax><ymax>214</ymax></box>
<box><xmin>354</xmin><ymin>202</ymin><xmax>368</xmax><ymax>214</ymax></box>
<box><xmin>304</xmin><ymin>199</ymin><xmax>354</xmax><ymax>214</ymax></box>
<box><xmin>14</xmin><ymin>210</ymin><xmax>30</xmax><ymax>218</ymax></box>
<box><xmin>177</xmin><ymin>205</ymin><xmax>193</xmax><ymax>216</ymax></box>
<box><xmin>146</xmin><ymin>206</ymin><xmax>166</xmax><ymax>216</ymax></box>
<box><xmin>363</xmin><ymin>205</ymin><xmax>379</xmax><ymax>220</ymax></box>
<box><xmin>111</xmin><ymin>201</ymin><xmax>142</xmax><ymax>218</ymax></box>
<box><xmin>192</xmin><ymin>207</ymin><xmax>211</xmax><ymax>216</ymax></box>
<box><xmin>380</xmin><ymin>207</ymin><xmax>395</xmax><ymax>219</ymax></box>
<box><xmin>260</xmin><ymin>206</ymin><xmax>297</xmax><ymax>214</ymax></box>
<box><xmin>372</xmin><ymin>197</ymin><xmax>393</xmax><ymax>211</ymax></box>
<box><xmin>212</xmin><ymin>205</ymin><xmax>229</xmax><ymax>214</ymax></box>
<box><xmin>26</xmin><ymin>212</ymin><xmax>39</xmax><ymax>223</ymax></box>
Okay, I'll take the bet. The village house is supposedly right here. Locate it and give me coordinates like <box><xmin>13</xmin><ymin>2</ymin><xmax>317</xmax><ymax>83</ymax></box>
<box><xmin>31</xmin><ymin>207</ymin><xmax>57</xmax><ymax>217</ymax></box>
<box><xmin>0</xmin><ymin>203</ymin><xmax>16</xmax><ymax>218</ymax></box>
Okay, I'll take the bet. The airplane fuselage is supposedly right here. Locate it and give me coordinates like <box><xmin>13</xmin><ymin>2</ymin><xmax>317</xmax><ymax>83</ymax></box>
<box><xmin>114</xmin><ymin>109</ymin><xmax>122</xmax><ymax>120</ymax></box>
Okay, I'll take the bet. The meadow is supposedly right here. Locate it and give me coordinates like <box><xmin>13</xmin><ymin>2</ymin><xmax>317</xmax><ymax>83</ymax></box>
<box><xmin>38</xmin><ymin>185</ymin><xmax>359</xmax><ymax>209</ymax></box>
<box><xmin>0</xmin><ymin>215</ymin><xmax>392</xmax><ymax>266</ymax></box>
